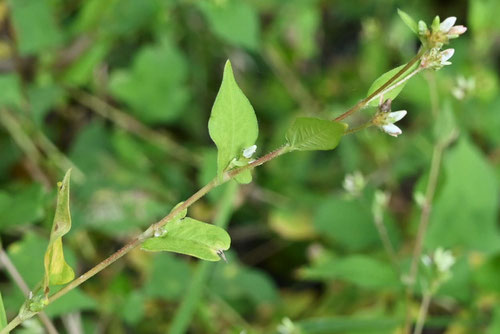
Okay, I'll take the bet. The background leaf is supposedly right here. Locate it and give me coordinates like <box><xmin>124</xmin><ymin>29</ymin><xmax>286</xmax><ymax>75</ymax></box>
<box><xmin>197</xmin><ymin>0</ymin><xmax>260</xmax><ymax>50</ymax></box>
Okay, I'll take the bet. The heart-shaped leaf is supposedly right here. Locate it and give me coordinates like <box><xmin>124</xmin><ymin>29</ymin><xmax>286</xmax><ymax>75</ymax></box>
<box><xmin>142</xmin><ymin>218</ymin><xmax>231</xmax><ymax>261</ymax></box>
<box><xmin>286</xmin><ymin>117</ymin><xmax>346</xmax><ymax>151</ymax></box>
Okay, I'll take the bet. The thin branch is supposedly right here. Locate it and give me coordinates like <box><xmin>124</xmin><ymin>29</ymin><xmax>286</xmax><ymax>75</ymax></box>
<box><xmin>335</xmin><ymin>48</ymin><xmax>426</xmax><ymax>122</ymax></box>
<box><xmin>71</xmin><ymin>89</ymin><xmax>198</xmax><ymax>166</ymax></box>
<box><xmin>0</xmin><ymin>248</ymin><xmax>59</xmax><ymax>334</ymax></box>
<box><xmin>413</xmin><ymin>290</ymin><xmax>432</xmax><ymax>334</ymax></box>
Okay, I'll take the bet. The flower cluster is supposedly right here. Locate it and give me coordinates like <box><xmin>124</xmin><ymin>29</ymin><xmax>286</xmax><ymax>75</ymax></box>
<box><xmin>421</xmin><ymin>247</ymin><xmax>456</xmax><ymax>285</ymax></box>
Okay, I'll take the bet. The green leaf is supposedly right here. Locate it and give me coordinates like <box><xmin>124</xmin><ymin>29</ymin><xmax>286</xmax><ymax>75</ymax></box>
<box><xmin>109</xmin><ymin>37</ymin><xmax>189</xmax><ymax>124</ymax></box>
<box><xmin>144</xmin><ymin>254</ymin><xmax>190</xmax><ymax>300</ymax></box>
<box><xmin>366</xmin><ymin>63</ymin><xmax>417</xmax><ymax>106</ymax></box>
<box><xmin>314</xmin><ymin>196</ymin><xmax>380</xmax><ymax>251</ymax></box>
<box><xmin>0</xmin><ymin>74</ymin><xmax>23</xmax><ymax>109</ymax></box>
<box><xmin>300</xmin><ymin>255</ymin><xmax>400</xmax><ymax>289</ymax></box>
<box><xmin>234</xmin><ymin>170</ymin><xmax>252</xmax><ymax>184</ymax></box>
<box><xmin>8</xmin><ymin>0</ymin><xmax>62</xmax><ymax>55</ymax></box>
<box><xmin>397</xmin><ymin>9</ymin><xmax>418</xmax><ymax>34</ymax></box>
<box><xmin>433</xmin><ymin>100</ymin><xmax>457</xmax><ymax>144</ymax></box>
<box><xmin>197</xmin><ymin>0</ymin><xmax>260</xmax><ymax>50</ymax></box>
<box><xmin>43</xmin><ymin>169</ymin><xmax>75</xmax><ymax>289</ymax></box>
<box><xmin>208</xmin><ymin>60</ymin><xmax>258</xmax><ymax>177</ymax></box>
<box><xmin>0</xmin><ymin>291</ymin><xmax>7</xmax><ymax>332</ymax></box>
<box><xmin>0</xmin><ymin>184</ymin><xmax>45</xmax><ymax>231</ymax></box>
<box><xmin>425</xmin><ymin>138</ymin><xmax>500</xmax><ymax>252</ymax></box>
<box><xmin>285</xmin><ymin>117</ymin><xmax>346</xmax><ymax>151</ymax></box>
<box><xmin>141</xmin><ymin>218</ymin><xmax>231</xmax><ymax>261</ymax></box>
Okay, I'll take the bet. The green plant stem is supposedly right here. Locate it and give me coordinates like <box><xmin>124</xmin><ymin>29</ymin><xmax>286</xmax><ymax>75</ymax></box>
<box><xmin>169</xmin><ymin>182</ymin><xmax>239</xmax><ymax>334</ymax></box>
<box><xmin>345</xmin><ymin>122</ymin><xmax>373</xmax><ymax>135</ymax></box>
<box><xmin>413</xmin><ymin>289</ymin><xmax>433</xmax><ymax>334</ymax></box>
<box><xmin>0</xmin><ymin>146</ymin><xmax>288</xmax><ymax>334</ymax></box>
<box><xmin>0</xmin><ymin>249</ymin><xmax>59</xmax><ymax>334</ymax></box>
<box><xmin>1</xmin><ymin>48</ymin><xmax>428</xmax><ymax>334</ymax></box>
<box><xmin>335</xmin><ymin>48</ymin><xmax>426</xmax><ymax>122</ymax></box>
<box><xmin>0</xmin><ymin>109</ymin><xmax>51</xmax><ymax>189</ymax></box>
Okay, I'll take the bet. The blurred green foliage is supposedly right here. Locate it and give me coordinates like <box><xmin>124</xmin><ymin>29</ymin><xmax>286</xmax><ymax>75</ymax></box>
<box><xmin>1</xmin><ymin>0</ymin><xmax>500</xmax><ymax>333</ymax></box>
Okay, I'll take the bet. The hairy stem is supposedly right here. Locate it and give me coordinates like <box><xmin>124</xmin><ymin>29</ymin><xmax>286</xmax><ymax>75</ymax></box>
<box><xmin>335</xmin><ymin>48</ymin><xmax>426</xmax><ymax>122</ymax></box>
<box><xmin>413</xmin><ymin>289</ymin><xmax>433</xmax><ymax>334</ymax></box>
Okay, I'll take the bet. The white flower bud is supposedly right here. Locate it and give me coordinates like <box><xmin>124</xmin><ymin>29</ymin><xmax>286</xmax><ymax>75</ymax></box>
<box><xmin>242</xmin><ymin>145</ymin><xmax>257</xmax><ymax>158</ymax></box>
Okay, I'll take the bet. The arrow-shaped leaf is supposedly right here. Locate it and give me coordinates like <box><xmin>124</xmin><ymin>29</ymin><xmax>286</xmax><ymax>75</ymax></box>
<box><xmin>43</xmin><ymin>169</ymin><xmax>75</xmax><ymax>291</ymax></box>
<box><xmin>208</xmin><ymin>60</ymin><xmax>259</xmax><ymax>179</ymax></box>
<box><xmin>142</xmin><ymin>217</ymin><xmax>231</xmax><ymax>261</ymax></box>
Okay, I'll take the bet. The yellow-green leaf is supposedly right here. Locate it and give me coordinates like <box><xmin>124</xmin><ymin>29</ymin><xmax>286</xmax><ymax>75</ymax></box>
<box><xmin>43</xmin><ymin>169</ymin><xmax>75</xmax><ymax>289</ymax></box>
<box><xmin>142</xmin><ymin>217</ymin><xmax>231</xmax><ymax>261</ymax></box>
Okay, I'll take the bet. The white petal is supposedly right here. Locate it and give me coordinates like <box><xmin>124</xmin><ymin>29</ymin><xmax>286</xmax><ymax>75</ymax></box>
<box><xmin>388</xmin><ymin>110</ymin><xmax>407</xmax><ymax>123</ymax></box>
<box><xmin>440</xmin><ymin>16</ymin><xmax>457</xmax><ymax>32</ymax></box>
<box><xmin>243</xmin><ymin>144</ymin><xmax>257</xmax><ymax>158</ymax></box>
<box><xmin>382</xmin><ymin>123</ymin><xmax>402</xmax><ymax>137</ymax></box>
<box><xmin>440</xmin><ymin>48</ymin><xmax>455</xmax><ymax>63</ymax></box>
<box><xmin>448</xmin><ymin>25</ymin><xmax>467</xmax><ymax>35</ymax></box>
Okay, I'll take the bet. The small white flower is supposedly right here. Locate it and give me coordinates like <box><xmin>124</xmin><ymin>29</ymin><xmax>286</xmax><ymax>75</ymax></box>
<box><xmin>387</xmin><ymin>110</ymin><xmax>407</xmax><ymax>123</ymax></box>
<box><xmin>343</xmin><ymin>171</ymin><xmax>365</xmax><ymax>195</ymax></box>
<box><xmin>421</xmin><ymin>255</ymin><xmax>432</xmax><ymax>267</ymax></box>
<box><xmin>439</xmin><ymin>16</ymin><xmax>457</xmax><ymax>33</ymax></box>
<box><xmin>434</xmin><ymin>248</ymin><xmax>455</xmax><ymax>273</ymax></box>
<box><xmin>440</xmin><ymin>48</ymin><xmax>455</xmax><ymax>66</ymax></box>
<box><xmin>382</xmin><ymin>123</ymin><xmax>402</xmax><ymax>137</ymax></box>
<box><xmin>242</xmin><ymin>145</ymin><xmax>257</xmax><ymax>159</ymax></box>
<box><xmin>448</xmin><ymin>25</ymin><xmax>467</xmax><ymax>36</ymax></box>
<box><xmin>378</xmin><ymin>110</ymin><xmax>407</xmax><ymax>137</ymax></box>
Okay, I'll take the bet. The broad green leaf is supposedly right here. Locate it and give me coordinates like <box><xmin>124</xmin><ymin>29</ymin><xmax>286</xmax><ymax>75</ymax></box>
<box><xmin>0</xmin><ymin>291</ymin><xmax>6</xmax><ymax>332</ymax></box>
<box><xmin>142</xmin><ymin>218</ymin><xmax>231</xmax><ymax>261</ymax></box>
<box><xmin>397</xmin><ymin>9</ymin><xmax>418</xmax><ymax>34</ymax></box>
<box><xmin>314</xmin><ymin>196</ymin><xmax>380</xmax><ymax>251</ymax></box>
<box><xmin>208</xmin><ymin>60</ymin><xmax>258</xmax><ymax>177</ymax></box>
<box><xmin>433</xmin><ymin>101</ymin><xmax>457</xmax><ymax>144</ymax></box>
<box><xmin>366</xmin><ymin>62</ymin><xmax>418</xmax><ymax>106</ymax></box>
<box><xmin>425</xmin><ymin>138</ymin><xmax>500</xmax><ymax>252</ymax></box>
<box><xmin>0</xmin><ymin>74</ymin><xmax>23</xmax><ymax>108</ymax></box>
<box><xmin>8</xmin><ymin>0</ymin><xmax>62</xmax><ymax>55</ymax></box>
<box><xmin>300</xmin><ymin>255</ymin><xmax>400</xmax><ymax>289</ymax></box>
<box><xmin>144</xmin><ymin>254</ymin><xmax>190</xmax><ymax>300</ymax></box>
<box><xmin>0</xmin><ymin>184</ymin><xmax>45</xmax><ymax>231</ymax></box>
<box><xmin>197</xmin><ymin>0</ymin><xmax>260</xmax><ymax>50</ymax></box>
<box><xmin>285</xmin><ymin>117</ymin><xmax>346</xmax><ymax>151</ymax></box>
<box><xmin>109</xmin><ymin>37</ymin><xmax>189</xmax><ymax>124</ymax></box>
<box><xmin>210</xmin><ymin>252</ymin><xmax>278</xmax><ymax>305</ymax></box>
<box><xmin>43</xmin><ymin>169</ymin><xmax>75</xmax><ymax>289</ymax></box>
